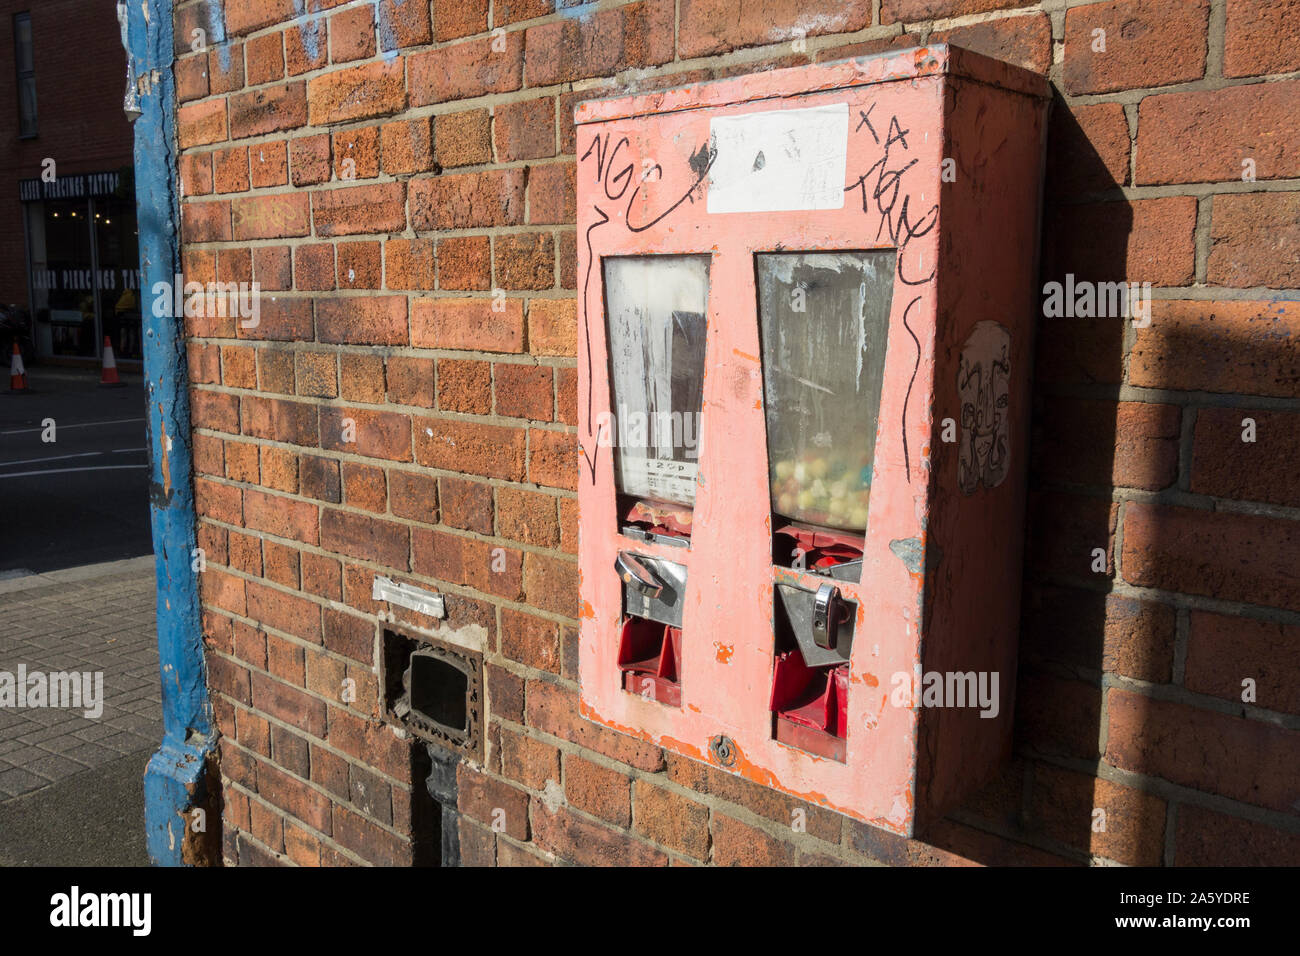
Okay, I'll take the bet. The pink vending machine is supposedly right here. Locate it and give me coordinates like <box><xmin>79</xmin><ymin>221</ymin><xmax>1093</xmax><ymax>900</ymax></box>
<box><xmin>575</xmin><ymin>46</ymin><xmax>1050</xmax><ymax>834</ymax></box>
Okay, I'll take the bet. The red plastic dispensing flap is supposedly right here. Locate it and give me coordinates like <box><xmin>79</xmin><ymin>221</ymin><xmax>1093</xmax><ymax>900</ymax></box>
<box><xmin>618</xmin><ymin>618</ymin><xmax>682</xmax><ymax>707</ymax></box>
<box><xmin>771</xmin><ymin>651</ymin><xmax>849</xmax><ymax>761</ymax></box>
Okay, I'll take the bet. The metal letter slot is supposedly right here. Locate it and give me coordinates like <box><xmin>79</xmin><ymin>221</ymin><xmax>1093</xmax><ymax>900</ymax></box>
<box><xmin>774</xmin><ymin>581</ymin><xmax>857</xmax><ymax>668</ymax></box>
<box><xmin>616</xmin><ymin>551</ymin><xmax>687</xmax><ymax>628</ymax></box>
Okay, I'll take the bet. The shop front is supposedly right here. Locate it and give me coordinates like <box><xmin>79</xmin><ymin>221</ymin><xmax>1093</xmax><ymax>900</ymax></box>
<box><xmin>20</xmin><ymin>168</ymin><xmax>141</xmax><ymax>364</ymax></box>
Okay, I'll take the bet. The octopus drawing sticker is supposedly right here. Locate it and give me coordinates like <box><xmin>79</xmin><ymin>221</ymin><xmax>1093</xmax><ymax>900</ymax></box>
<box><xmin>957</xmin><ymin>321</ymin><xmax>1011</xmax><ymax>495</ymax></box>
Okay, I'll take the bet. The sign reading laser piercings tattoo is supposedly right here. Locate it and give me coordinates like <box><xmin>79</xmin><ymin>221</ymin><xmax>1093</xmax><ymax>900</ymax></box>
<box><xmin>957</xmin><ymin>320</ymin><xmax>1011</xmax><ymax>495</ymax></box>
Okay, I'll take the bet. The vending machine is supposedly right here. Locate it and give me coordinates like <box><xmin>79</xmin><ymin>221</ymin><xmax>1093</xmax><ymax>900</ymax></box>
<box><xmin>575</xmin><ymin>45</ymin><xmax>1049</xmax><ymax>834</ymax></box>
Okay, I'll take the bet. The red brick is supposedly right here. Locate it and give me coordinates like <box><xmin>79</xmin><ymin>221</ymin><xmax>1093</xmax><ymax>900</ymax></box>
<box><xmin>495</xmin><ymin>233</ymin><xmax>554</xmax><ymax>290</ymax></box>
<box><xmin>565</xmin><ymin>754</ymin><xmax>631</xmax><ymax>826</ymax></box>
<box><xmin>295</xmin><ymin>243</ymin><xmax>336</xmax><ymax>291</ymax></box>
<box><xmin>1047</xmin><ymin>103</ymin><xmax>1130</xmax><ymax>196</ymax></box>
<box><xmin>526</xmin><ymin>679</ymin><xmax>664</xmax><ymax>770</ymax></box>
<box><xmin>410</xmin><ymin>169</ymin><xmax>525</xmax><ymax>230</ymax></box>
<box><xmin>436</xmin><ymin>109</ymin><xmax>492</xmax><ymax>168</ymax></box>
<box><xmin>231</xmin><ymin>193</ymin><xmax>310</xmax><ymax>240</ymax></box>
<box><xmin>556</xmin><ymin>368</ymin><xmax>576</xmax><ymax>426</ymax></box>
<box><xmin>1033</xmin><ymin>399</ymin><xmax>1180</xmax><ymax>491</ymax></box>
<box><xmin>329</xmin><ymin>5</ymin><xmax>375</xmax><ymax>62</ymax></box>
<box><xmin>1015</xmin><ymin>672</ymin><xmax>1102</xmax><ymax>760</ymax></box>
<box><xmin>1136</xmin><ymin>82</ymin><xmax>1300</xmax><ymax>185</ymax></box>
<box><xmin>411</xmin><ymin>529</ymin><xmax>523</xmax><ymax>600</ymax></box>
<box><xmin>1122</xmin><ymin>501</ymin><xmax>1300</xmax><ymax>612</ymax></box>
<box><xmin>222</xmin><ymin>346</ymin><xmax>258</xmax><ymax>390</ymax></box>
<box><xmin>501</xmin><ymin>608</ymin><xmax>560</xmax><ymax>672</ymax></box>
<box><xmin>527</xmin><ymin>298</ymin><xmax>576</xmax><ymax>356</ymax></box>
<box><xmin>385</xmin><ymin>355</ymin><xmax>436</xmax><ymax>408</ymax></box>
<box><xmin>682</xmin><ymin>0</ymin><xmax>870</xmax><ymax>57</ymax></box>
<box><xmin>290</xmin><ymin>134</ymin><xmax>331</xmax><ymax>186</ymax></box>
<box><xmin>408</xmin><ymin>33</ymin><xmax>524</xmax><ymax>105</ymax></box>
<box><xmin>337</xmin><ymin>241</ymin><xmax>382</xmax><ymax>289</ymax></box>
<box><xmin>1225</xmin><ymin>0</ymin><xmax>1300</xmax><ymax>78</ymax></box>
<box><xmin>379</xmin><ymin>117</ymin><xmax>435</xmax><ymax>175</ymax></box>
<box><xmin>711</xmin><ymin>813</ymin><xmax>794</xmax><ymax>866</ymax></box>
<box><xmin>435</xmin><ymin>236</ymin><xmax>491</xmax><ymax>290</ymax></box>
<box><xmin>307</xmin><ymin>60</ymin><xmax>406</xmax><ymax>125</ymax></box>
<box><xmin>1022</xmin><ymin>586</ymin><xmax>1176</xmax><ymax>684</ymax></box>
<box><xmin>433</xmin><ymin>0</ymin><xmax>489</xmax><ymax>40</ymax></box>
<box><xmin>250</xmin><ymin>140</ymin><xmax>289</xmax><ymax>188</ymax></box>
<box><xmin>315</xmin><ymin>296</ymin><xmax>409</xmax><ymax>346</ymax></box>
<box><xmin>1063</xmin><ymin>0</ymin><xmax>1208</xmax><ymax>95</ymax></box>
<box><xmin>339</xmin><ymin>353</ymin><xmax>387</xmax><ymax>402</ymax></box>
<box><xmin>495</xmin><ymin>97</ymin><xmax>555</xmax><ymax>162</ymax></box>
<box><xmin>525</xmin><ymin>0</ymin><xmax>674</xmax><ymax>83</ymax></box>
<box><xmin>1185</xmin><ymin>610</ymin><xmax>1300</xmax><ymax>713</ymax></box>
<box><xmin>437</xmin><ymin>359</ymin><xmax>492</xmax><ymax>414</ymax></box>
<box><xmin>384</xmin><ymin>239</ymin><xmax>436</xmax><ymax>290</ymax></box>
<box><xmin>389</xmin><ymin>471</ymin><xmax>439</xmax><ymax>525</ymax></box>
<box><xmin>377</xmin><ymin>0</ymin><xmax>433</xmax><ymax>49</ymax></box>
<box><xmin>319</xmin><ymin>406</ymin><xmax>412</xmax><ymax>461</ymax></box>
<box><xmin>226</xmin><ymin>0</ymin><xmax>295</xmax><ymax>35</ymax></box>
<box><xmin>1029</xmin><ymin>765</ymin><xmax>1165</xmax><ymax>865</ymax></box>
<box><xmin>176</xmin><ymin>53</ymin><xmax>209</xmax><ymax>104</ymax></box>
<box><xmin>245</xmin><ymin>31</ymin><xmax>286</xmax><ymax>85</ymax></box>
<box><xmin>312</xmin><ymin>182</ymin><xmax>407</xmax><ymax>236</ymax></box>
<box><xmin>1191</xmin><ymin>407</ymin><xmax>1300</xmax><ymax>507</ymax></box>
<box><xmin>286</xmin><ymin>19</ymin><xmax>329</xmax><ymax>75</ymax></box>
<box><xmin>411</xmin><ymin>298</ymin><xmax>525</xmax><ymax>353</ymax></box>
<box><xmin>1106</xmin><ymin>688</ymin><xmax>1300</xmax><ymax>813</ymax></box>
<box><xmin>209</xmin><ymin>44</ymin><xmax>246</xmax><ymax>95</ymax></box>
<box><xmin>1208</xmin><ymin>192</ymin><xmax>1300</xmax><ymax>289</ymax></box>
<box><xmin>178</xmin><ymin>100</ymin><xmax>228</xmax><ymax>148</ymax></box>
<box><xmin>341</xmin><ymin>461</ymin><xmax>388</xmax><ymax>512</ymax></box>
<box><xmin>180</xmin><ymin>152</ymin><xmax>213</xmax><ymax>197</ymax></box>
<box><xmin>500</xmin><ymin>729</ymin><xmax>560</xmax><ymax>791</ymax></box>
<box><xmin>457</xmin><ymin>764</ymin><xmax>530</xmax><ymax>839</ymax></box>
<box><xmin>332</xmin><ymin>126</ymin><xmax>381</xmax><ymax>181</ymax></box>
<box><xmin>634</xmin><ymin>780</ymin><xmax>710</xmax><ymax>859</ymax></box>
<box><xmin>1130</xmin><ymin>300</ymin><xmax>1300</xmax><ymax>398</ymax></box>
<box><xmin>1043</xmin><ymin>196</ymin><xmax>1197</xmax><ymax>287</ymax></box>
<box><xmin>531</xmin><ymin>802</ymin><xmax>667</xmax><ymax>866</ymax></box>
<box><xmin>527</xmin><ymin>164</ymin><xmax>575</xmax><ymax>225</ymax></box>
<box><xmin>244</xmin><ymin>489</ymin><xmax>320</xmax><ymax>546</ymax></box>
<box><xmin>933</xmin><ymin>12</ymin><xmax>1052</xmax><ymax>75</ymax></box>
<box><xmin>192</xmin><ymin>390</ymin><xmax>241</xmax><ymax>434</ymax></box>
<box><xmin>229</xmin><ymin>83</ymin><xmax>307</xmax><ymax>139</ymax></box>
<box><xmin>436</xmin><ymin>477</ymin><xmax>492</xmax><ymax>534</ymax></box>
<box><xmin>1174</xmin><ymin>805</ymin><xmax>1300</xmax><ymax>865</ymax></box>
<box><xmin>527</xmin><ymin>428</ymin><xmax>576</xmax><ymax>490</ymax></box>
<box><xmin>494</xmin><ymin>364</ymin><xmax>553</xmax><ymax>421</ymax></box>
<box><xmin>321</xmin><ymin>509</ymin><xmax>410</xmax><ymax>568</ymax></box>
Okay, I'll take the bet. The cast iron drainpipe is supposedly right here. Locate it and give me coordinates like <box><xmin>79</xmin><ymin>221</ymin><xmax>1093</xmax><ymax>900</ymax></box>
<box><xmin>123</xmin><ymin>0</ymin><xmax>221</xmax><ymax>865</ymax></box>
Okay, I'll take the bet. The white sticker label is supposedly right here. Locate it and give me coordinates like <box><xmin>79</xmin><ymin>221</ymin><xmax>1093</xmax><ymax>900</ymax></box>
<box><xmin>707</xmin><ymin>103</ymin><xmax>849</xmax><ymax>214</ymax></box>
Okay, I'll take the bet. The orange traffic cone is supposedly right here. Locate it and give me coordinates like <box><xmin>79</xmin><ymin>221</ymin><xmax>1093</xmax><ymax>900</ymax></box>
<box><xmin>8</xmin><ymin>342</ymin><xmax>29</xmax><ymax>392</ymax></box>
<box><xmin>99</xmin><ymin>336</ymin><xmax>124</xmax><ymax>387</ymax></box>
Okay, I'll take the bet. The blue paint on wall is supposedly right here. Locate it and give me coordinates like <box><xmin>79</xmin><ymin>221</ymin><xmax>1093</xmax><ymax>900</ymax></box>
<box><xmin>128</xmin><ymin>0</ymin><xmax>217</xmax><ymax>866</ymax></box>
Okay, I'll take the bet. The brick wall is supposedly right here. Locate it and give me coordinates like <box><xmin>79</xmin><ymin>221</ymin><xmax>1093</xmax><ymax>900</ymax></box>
<box><xmin>175</xmin><ymin>0</ymin><xmax>1300</xmax><ymax>866</ymax></box>
<box><xmin>0</xmin><ymin>0</ymin><xmax>135</xmax><ymax>309</ymax></box>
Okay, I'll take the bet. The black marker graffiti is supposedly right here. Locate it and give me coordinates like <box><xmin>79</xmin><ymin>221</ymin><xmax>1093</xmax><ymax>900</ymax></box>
<box><xmin>845</xmin><ymin>113</ymin><xmax>938</xmax><ymax>287</ymax></box>
<box><xmin>576</xmin><ymin>135</ymin><xmax>717</xmax><ymax>485</ymax></box>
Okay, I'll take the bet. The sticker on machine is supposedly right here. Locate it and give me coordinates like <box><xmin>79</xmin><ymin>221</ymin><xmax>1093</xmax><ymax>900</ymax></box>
<box><xmin>707</xmin><ymin>103</ymin><xmax>849</xmax><ymax>214</ymax></box>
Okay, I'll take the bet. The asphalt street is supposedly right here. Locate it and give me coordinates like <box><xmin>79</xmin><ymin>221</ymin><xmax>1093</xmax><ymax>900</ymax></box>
<box><xmin>0</xmin><ymin>366</ymin><xmax>153</xmax><ymax>574</ymax></box>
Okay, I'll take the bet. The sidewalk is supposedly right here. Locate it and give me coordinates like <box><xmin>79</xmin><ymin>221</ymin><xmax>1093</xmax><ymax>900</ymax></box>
<box><xmin>0</xmin><ymin>556</ymin><xmax>161</xmax><ymax>865</ymax></box>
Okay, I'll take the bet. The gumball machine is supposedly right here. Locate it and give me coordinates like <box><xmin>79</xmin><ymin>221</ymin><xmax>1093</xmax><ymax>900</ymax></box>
<box><xmin>576</xmin><ymin>46</ymin><xmax>1049</xmax><ymax>834</ymax></box>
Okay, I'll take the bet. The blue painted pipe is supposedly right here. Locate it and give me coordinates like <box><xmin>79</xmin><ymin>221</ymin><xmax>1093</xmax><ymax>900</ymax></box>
<box><xmin>126</xmin><ymin>0</ymin><xmax>218</xmax><ymax>866</ymax></box>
